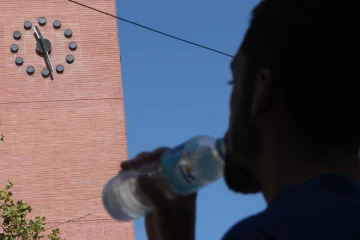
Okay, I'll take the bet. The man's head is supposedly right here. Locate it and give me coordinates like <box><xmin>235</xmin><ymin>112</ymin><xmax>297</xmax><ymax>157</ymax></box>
<box><xmin>224</xmin><ymin>0</ymin><xmax>360</xmax><ymax>194</ymax></box>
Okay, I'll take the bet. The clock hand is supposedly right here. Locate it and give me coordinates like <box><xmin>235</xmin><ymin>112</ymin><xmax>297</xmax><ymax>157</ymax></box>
<box><xmin>34</xmin><ymin>26</ymin><xmax>54</xmax><ymax>72</ymax></box>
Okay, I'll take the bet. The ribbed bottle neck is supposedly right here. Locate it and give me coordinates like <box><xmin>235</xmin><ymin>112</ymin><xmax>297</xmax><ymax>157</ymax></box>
<box><xmin>215</xmin><ymin>138</ymin><xmax>226</xmax><ymax>159</ymax></box>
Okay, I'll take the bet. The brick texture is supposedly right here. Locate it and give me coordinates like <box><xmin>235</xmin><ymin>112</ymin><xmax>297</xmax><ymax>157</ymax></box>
<box><xmin>0</xmin><ymin>0</ymin><xmax>134</xmax><ymax>239</ymax></box>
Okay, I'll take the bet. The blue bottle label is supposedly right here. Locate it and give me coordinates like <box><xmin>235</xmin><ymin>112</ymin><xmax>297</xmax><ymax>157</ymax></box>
<box><xmin>177</xmin><ymin>164</ymin><xmax>196</xmax><ymax>184</ymax></box>
<box><xmin>161</xmin><ymin>143</ymin><xmax>198</xmax><ymax>194</ymax></box>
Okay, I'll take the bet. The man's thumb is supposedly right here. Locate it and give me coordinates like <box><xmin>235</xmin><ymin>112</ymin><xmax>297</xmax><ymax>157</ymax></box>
<box><xmin>138</xmin><ymin>174</ymin><xmax>168</xmax><ymax>208</ymax></box>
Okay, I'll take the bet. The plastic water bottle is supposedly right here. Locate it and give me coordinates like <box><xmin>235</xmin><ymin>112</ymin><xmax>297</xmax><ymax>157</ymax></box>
<box><xmin>102</xmin><ymin>135</ymin><xmax>225</xmax><ymax>221</ymax></box>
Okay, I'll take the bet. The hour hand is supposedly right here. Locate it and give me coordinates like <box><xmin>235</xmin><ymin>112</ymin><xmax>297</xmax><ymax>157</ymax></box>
<box><xmin>34</xmin><ymin>26</ymin><xmax>54</xmax><ymax>72</ymax></box>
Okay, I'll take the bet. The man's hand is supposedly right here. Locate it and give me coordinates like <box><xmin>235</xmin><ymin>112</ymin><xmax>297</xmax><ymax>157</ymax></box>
<box><xmin>121</xmin><ymin>147</ymin><xmax>197</xmax><ymax>240</ymax></box>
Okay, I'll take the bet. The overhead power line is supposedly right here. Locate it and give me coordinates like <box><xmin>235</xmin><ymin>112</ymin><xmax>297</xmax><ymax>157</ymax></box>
<box><xmin>68</xmin><ymin>0</ymin><xmax>234</xmax><ymax>58</ymax></box>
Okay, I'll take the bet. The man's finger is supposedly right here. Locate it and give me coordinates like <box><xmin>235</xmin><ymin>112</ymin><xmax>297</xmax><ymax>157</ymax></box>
<box><xmin>121</xmin><ymin>152</ymin><xmax>150</xmax><ymax>170</ymax></box>
<box><xmin>121</xmin><ymin>147</ymin><xmax>169</xmax><ymax>170</ymax></box>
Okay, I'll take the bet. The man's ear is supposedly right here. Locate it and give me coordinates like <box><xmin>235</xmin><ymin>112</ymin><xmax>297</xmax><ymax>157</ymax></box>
<box><xmin>251</xmin><ymin>68</ymin><xmax>272</xmax><ymax>116</ymax></box>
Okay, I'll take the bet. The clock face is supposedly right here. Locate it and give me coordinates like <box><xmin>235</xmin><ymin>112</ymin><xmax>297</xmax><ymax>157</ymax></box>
<box><xmin>10</xmin><ymin>17</ymin><xmax>78</xmax><ymax>79</ymax></box>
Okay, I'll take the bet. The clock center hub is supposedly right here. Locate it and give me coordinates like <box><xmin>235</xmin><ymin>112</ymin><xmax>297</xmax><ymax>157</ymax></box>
<box><xmin>36</xmin><ymin>38</ymin><xmax>52</xmax><ymax>54</ymax></box>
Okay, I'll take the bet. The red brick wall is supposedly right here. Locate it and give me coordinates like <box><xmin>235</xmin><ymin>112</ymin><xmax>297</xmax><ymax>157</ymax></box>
<box><xmin>0</xmin><ymin>0</ymin><xmax>134</xmax><ymax>239</ymax></box>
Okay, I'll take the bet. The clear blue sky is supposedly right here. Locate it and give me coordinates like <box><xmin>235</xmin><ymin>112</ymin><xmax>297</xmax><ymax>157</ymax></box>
<box><xmin>115</xmin><ymin>1</ymin><xmax>266</xmax><ymax>239</ymax></box>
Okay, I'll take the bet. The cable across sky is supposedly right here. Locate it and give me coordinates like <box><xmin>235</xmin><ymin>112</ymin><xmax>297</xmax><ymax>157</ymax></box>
<box><xmin>68</xmin><ymin>0</ymin><xmax>234</xmax><ymax>58</ymax></box>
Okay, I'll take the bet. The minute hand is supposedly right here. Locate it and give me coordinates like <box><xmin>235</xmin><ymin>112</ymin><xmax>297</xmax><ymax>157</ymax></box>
<box><xmin>34</xmin><ymin>26</ymin><xmax>54</xmax><ymax>72</ymax></box>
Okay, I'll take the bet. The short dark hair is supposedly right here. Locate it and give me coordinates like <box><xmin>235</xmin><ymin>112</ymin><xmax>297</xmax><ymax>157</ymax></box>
<box><xmin>241</xmin><ymin>0</ymin><xmax>360</xmax><ymax>151</ymax></box>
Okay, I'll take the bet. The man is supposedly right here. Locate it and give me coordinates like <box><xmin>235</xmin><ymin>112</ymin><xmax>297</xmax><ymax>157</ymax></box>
<box><xmin>121</xmin><ymin>0</ymin><xmax>360</xmax><ymax>239</ymax></box>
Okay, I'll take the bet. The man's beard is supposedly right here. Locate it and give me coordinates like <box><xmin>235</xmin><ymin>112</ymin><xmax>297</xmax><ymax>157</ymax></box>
<box><xmin>224</xmin><ymin>158</ymin><xmax>261</xmax><ymax>194</ymax></box>
<box><xmin>224</xmin><ymin>118</ymin><xmax>262</xmax><ymax>194</ymax></box>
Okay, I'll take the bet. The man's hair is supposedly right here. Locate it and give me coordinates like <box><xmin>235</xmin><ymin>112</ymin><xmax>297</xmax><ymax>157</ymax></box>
<box><xmin>241</xmin><ymin>0</ymin><xmax>360</xmax><ymax>151</ymax></box>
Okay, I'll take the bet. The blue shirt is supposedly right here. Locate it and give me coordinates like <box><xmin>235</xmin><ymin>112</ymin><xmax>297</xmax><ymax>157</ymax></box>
<box><xmin>222</xmin><ymin>175</ymin><xmax>360</xmax><ymax>239</ymax></box>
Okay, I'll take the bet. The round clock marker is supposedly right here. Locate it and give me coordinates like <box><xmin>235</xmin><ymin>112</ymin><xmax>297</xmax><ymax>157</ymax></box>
<box><xmin>10</xmin><ymin>44</ymin><xmax>19</xmax><ymax>53</ymax></box>
<box><xmin>26</xmin><ymin>66</ymin><xmax>35</xmax><ymax>75</ymax></box>
<box><xmin>24</xmin><ymin>21</ymin><xmax>32</xmax><ymax>30</ymax></box>
<box><xmin>53</xmin><ymin>20</ymin><xmax>61</xmax><ymax>29</ymax></box>
<box><xmin>69</xmin><ymin>42</ymin><xmax>77</xmax><ymax>51</ymax></box>
<box><xmin>66</xmin><ymin>54</ymin><xmax>74</xmax><ymax>64</ymax></box>
<box><xmin>38</xmin><ymin>17</ymin><xmax>47</xmax><ymax>26</ymax></box>
<box><xmin>13</xmin><ymin>31</ymin><xmax>21</xmax><ymax>40</ymax></box>
<box><xmin>42</xmin><ymin>68</ymin><xmax>50</xmax><ymax>78</ymax></box>
<box><xmin>15</xmin><ymin>57</ymin><xmax>24</xmax><ymax>66</ymax></box>
<box><xmin>64</xmin><ymin>29</ymin><xmax>73</xmax><ymax>38</ymax></box>
<box><xmin>56</xmin><ymin>64</ymin><xmax>64</xmax><ymax>74</ymax></box>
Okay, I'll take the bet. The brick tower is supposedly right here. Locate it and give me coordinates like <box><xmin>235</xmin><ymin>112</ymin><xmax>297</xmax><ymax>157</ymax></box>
<box><xmin>0</xmin><ymin>0</ymin><xmax>134</xmax><ymax>239</ymax></box>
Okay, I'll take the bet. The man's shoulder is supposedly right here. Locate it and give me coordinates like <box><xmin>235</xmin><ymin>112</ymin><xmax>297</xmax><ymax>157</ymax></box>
<box><xmin>223</xmin><ymin>176</ymin><xmax>360</xmax><ymax>239</ymax></box>
<box><xmin>222</xmin><ymin>176</ymin><xmax>360</xmax><ymax>239</ymax></box>
<box><xmin>222</xmin><ymin>212</ymin><xmax>273</xmax><ymax>240</ymax></box>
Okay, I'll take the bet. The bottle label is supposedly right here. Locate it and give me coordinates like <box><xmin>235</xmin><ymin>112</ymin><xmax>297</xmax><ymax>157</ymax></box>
<box><xmin>161</xmin><ymin>143</ymin><xmax>199</xmax><ymax>194</ymax></box>
<box><xmin>177</xmin><ymin>162</ymin><xmax>196</xmax><ymax>184</ymax></box>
